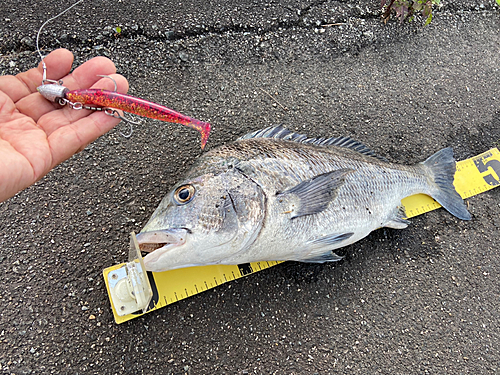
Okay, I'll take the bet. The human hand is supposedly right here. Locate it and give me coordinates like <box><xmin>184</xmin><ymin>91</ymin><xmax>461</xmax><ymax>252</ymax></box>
<box><xmin>0</xmin><ymin>48</ymin><xmax>129</xmax><ymax>202</ymax></box>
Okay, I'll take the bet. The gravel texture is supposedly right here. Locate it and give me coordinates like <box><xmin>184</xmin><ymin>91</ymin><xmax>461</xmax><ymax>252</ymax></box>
<box><xmin>1</xmin><ymin>0</ymin><xmax>499</xmax><ymax>374</ymax></box>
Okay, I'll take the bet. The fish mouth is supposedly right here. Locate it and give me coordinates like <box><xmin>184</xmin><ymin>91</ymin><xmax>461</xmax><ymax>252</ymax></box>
<box><xmin>136</xmin><ymin>228</ymin><xmax>188</xmax><ymax>266</ymax></box>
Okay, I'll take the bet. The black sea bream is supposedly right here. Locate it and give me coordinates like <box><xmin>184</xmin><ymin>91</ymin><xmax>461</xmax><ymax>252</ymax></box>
<box><xmin>137</xmin><ymin>126</ymin><xmax>470</xmax><ymax>272</ymax></box>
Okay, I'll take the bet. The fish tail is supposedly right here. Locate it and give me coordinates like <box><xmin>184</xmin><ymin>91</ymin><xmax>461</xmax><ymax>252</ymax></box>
<box><xmin>422</xmin><ymin>147</ymin><xmax>471</xmax><ymax>220</ymax></box>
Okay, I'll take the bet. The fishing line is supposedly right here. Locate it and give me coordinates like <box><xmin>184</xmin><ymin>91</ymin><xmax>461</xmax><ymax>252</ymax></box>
<box><xmin>36</xmin><ymin>0</ymin><xmax>84</xmax><ymax>83</ymax></box>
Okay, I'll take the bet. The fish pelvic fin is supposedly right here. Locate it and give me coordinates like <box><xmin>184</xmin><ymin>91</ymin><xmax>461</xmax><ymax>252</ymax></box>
<box><xmin>278</xmin><ymin>169</ymin><xmax>353</xmax><ymax>219</ymax></box>
<box><xmin>423</xmin><ymin>147</ymin><xmax>471</xmax><ymax>220</ymax></box>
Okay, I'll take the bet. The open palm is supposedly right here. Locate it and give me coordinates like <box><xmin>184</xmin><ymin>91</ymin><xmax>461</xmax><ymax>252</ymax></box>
<box><xmin>0</xmin><ymin>49</ymin><xmax>128</xmax><ymax>202</ymax></box>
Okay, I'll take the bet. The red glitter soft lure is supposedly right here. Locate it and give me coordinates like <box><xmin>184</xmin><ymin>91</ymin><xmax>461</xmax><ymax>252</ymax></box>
<box><xmin>35</xmin><ymin>0</ymin><xmax>211</xmax><ymax>149</ymax></box>
<box><xmin>37</xmin><ymin>84</ymin><xmax>211</xmax><ymax>149</ymax></box>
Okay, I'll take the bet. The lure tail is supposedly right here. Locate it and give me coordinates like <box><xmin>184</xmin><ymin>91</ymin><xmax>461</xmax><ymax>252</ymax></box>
<box><xmin>190</xmin><ymin>119</ymin><xmax>211</xmax><ymax>150</ymax></box>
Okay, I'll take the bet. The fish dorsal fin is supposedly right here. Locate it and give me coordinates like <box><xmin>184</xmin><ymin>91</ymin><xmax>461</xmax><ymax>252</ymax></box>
<box><xmin>238</xmin><ymin>125</ymin><xmax>387</xmax><ymax>161</ymax></box>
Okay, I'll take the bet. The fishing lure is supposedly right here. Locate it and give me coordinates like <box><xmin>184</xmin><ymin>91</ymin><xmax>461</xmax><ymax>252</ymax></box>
<box><xmin>37</xmin><ymin>83</ymin><xmax>211</xmax><ymax>149</ymax></box>
<box><xmin>35</xmin><ymin>0</ymin><xmax>211</xmax><ymax>149</ymax></box>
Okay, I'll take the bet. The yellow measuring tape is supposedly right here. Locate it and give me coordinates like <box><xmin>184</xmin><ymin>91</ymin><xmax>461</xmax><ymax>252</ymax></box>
<box><xmin>103</xmin><ymin>148</ymin><xmax>500</xmax><ymax>324</ymax></box>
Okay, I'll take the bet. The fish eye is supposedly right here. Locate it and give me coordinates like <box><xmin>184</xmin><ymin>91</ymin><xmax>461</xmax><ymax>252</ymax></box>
<box><xmin>174</xmin><ymin>185</ymin><xmax>195</xmax><ymax>205</ymax></box>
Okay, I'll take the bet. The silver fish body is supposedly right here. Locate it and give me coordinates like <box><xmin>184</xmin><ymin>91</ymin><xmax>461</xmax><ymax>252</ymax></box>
<box><xmin>138</xmin><ymin>126</ymin><xmax>470</xmax><ymax>272</ymax></box>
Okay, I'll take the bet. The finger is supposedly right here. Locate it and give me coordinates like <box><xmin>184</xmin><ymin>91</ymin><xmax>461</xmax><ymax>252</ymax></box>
<box><xmin>47</xmin><ymin>110</ymin><xmax>122</xmax><ymax>167</ymax></box>
<box><xmin>23</xmin><ymin>55</ymin><xmax>120</xmax><ymax>122</ymax></box>
<box><xmin>5</xmin><ymin>49</ymin><xmax>75</xmax><ymax>103</ymax></box>
<box><xmin>17</xmin><ymin>73</ymin><xmax>129</xmax><ymax>124</ymax></box>
<box><xmin>37</xmin><ymin>48</ymin><xmax>75</xmax><ymax>83</ymax></box>
<box><xmin>0</xmin><ymin>89</ymin><xmax>18</xmax><ymax>123</ymax></box>
<box><xmin>0</xmin><ymin>75</ymin><xmax>30</xmax><ymax>105</ymax></box>
<box><xmin>58</xmin><ymin>56</ymin><xmax>118</xmax><ymax>91</ymax></box>
<box><xmin>35</xmin><ymin>74</ymin><xmax>129</xmax><ymax>136</ymax></box>
<box><xmin>14</xmin><ymin>92</ymin><xmax>58</xmax><ymax>122</ymax></box>
<box><xmin>0</xmin><ymin>49</ymin><xmax>73</xmax><ymax>104</ymax></box>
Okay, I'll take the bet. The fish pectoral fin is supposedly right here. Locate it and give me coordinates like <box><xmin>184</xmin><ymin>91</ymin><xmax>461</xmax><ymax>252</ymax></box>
<box><xmin>278</xmin><ymin>169</ymin><xmax>353</xmax><ymax>219</ymax></box>
<box><xmin>299</xmin><ymin>232</ymin><xmax>354</xmax><ymax>263</ymax></box>
<box><xmin>384</xmin><ymin>205</ymin><xmax>410</xmax><ymax>229</ymax></box>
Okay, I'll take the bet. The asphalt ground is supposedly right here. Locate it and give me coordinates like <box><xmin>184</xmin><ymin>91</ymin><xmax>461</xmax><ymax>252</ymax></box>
<box><xmin>0</xmin><ymin>0</ymin><xmax>499</xmax><ymax>374</ymax></box>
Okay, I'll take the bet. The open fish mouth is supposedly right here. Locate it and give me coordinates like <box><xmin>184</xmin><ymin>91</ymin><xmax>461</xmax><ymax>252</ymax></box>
<box><xmin>136</xmin><ymin>229</ymin><xmax>188</xmax><ymax>265</ymax></box>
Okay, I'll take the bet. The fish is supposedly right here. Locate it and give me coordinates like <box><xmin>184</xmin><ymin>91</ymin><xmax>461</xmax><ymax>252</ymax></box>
<box><xmin>137</xmin><ymin>126</ymin><xmax>471</xmax><ymax>272</ymax></box>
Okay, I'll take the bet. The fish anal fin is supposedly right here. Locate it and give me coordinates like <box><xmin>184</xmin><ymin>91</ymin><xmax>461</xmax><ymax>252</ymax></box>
<box><xmin>299</xmin><ymin>232</ymin><xmax>354</xmax><ymax>263</ymax></box>
<box><xmin>302</xmin><ymin>251</ymin><xmax>344</xmax><ymax>263</ymax></box>
<box><xmin>279</xmin><ymin>169</ymin><xmax>353</xmax><ymax>219</ymax></box>
<box><xmin>384</xmin><ymin>205</ymin><xmax>410</xmax><ymax>229</ymax></box>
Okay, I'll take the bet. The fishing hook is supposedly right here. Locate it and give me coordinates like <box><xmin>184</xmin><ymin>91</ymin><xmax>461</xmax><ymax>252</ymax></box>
<box><xmin>97</xmin><ymin>75</ymin><xmax>118</xmax><ymax>92</ymax></box>
<box><xmin>104</xmin><ymin>109</ymin><xmax>139</xmax><ymax>138</ymax></box>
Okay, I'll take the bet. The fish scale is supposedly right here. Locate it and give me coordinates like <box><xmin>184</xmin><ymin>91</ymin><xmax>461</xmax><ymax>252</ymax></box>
<box><xmin>238</xmin><ymin>154</ymin><xmax>419</xmax><ymax>262</ymax></box>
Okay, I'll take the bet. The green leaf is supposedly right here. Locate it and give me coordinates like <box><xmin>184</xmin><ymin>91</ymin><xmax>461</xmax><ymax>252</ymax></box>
<box><xmin>114</xmin><ymin>26</ymin><xmax>122</xmax><ymax>33</ymax></box>
<box><xmin>424</xmin><ymin>12</ymin><xmax>433</xmax><ymax>26</ymax></box>
<box><xmin>496</xmin><ymin>0</ymin><xmax>500</xmax><ymax>7</ymax></box>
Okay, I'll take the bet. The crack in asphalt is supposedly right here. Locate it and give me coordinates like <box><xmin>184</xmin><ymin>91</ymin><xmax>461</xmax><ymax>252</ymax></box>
<box><xmin>0</xmin><ymin>2</ymin><xmax>497</xmax><ymax>55</ymax></box>
<box><xmin>1</xmin><ymin>0</ymin><xmax>375</xmax><ymax>55</ymax></box>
